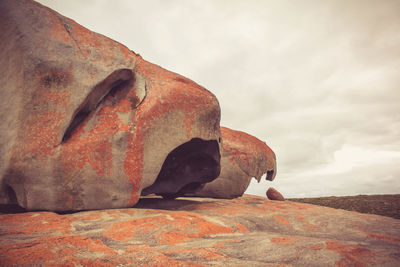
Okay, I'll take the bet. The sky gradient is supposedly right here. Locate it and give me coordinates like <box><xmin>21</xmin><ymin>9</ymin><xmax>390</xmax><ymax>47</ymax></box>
<box><xmin>37</xmin><ymin>0</ymin><xmax>400</xmax><ymax>198</ymax></box>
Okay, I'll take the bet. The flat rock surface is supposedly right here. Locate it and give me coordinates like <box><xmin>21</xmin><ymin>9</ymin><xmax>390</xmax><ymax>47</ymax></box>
<box><xmin>1</xmin><ymin>195</ymin><xmax>399</xmax><ymax>266</ymax></box>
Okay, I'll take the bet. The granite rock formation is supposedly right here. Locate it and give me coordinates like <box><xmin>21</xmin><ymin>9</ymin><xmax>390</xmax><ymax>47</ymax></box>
<box><xmin>0</xmin><ymin>2</ymin><xmax>398</xmax><ymax>266</ymax></box>
<box><xmin>1</xmin><ymin>195</ymin><xmax>399</xmax><ymax>266</ymax></box>
<box><xmin>0</xmin><ymin>0</ymin><xmax>222</xmax><ymax>211</ymax></box>
<box><xmin>187</xmin><ymin>127</ymin><xmax>276</xmax><ymax>199</ymax></box>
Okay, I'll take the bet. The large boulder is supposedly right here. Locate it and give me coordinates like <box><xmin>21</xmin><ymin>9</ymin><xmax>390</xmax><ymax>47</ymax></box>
<box><xmin>0</xmin><ymin>0</ymin><xmax>221</xmax><ymax>211</ymax></box>
<box><xmin>187</xmin><ymin>126</ymin><xmax>276</xmax><ymax>198</ymax></box>
<box><xmin>0</xmin><ymin>195</ymin><xmax>399</xmax><ymax>266</ymax></box>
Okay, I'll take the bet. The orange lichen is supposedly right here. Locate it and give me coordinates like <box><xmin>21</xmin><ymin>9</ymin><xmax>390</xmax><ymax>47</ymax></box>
<box><xmin>357</xmin><ymin>230</ymin><xmax>400</xmax><ymax>245</ymax></box>
<box><xmin>274</xmin><ymin>215</ymin><xmax>291</xmax><ymax>226</ymax></box>
<box><xmin>297</xmin><ymin>215</ymin><xmax>306</xmax><ymax>221</ymax></box>
<box><xmin>124</xmin><ymin>55</ymin><xmax>219</xmax><ymax>204</ymax></box>
<box><xmin>102</xmin><ymin>211</ymin><xmax>238</xmax><ymax>245</ymax></box>
<box><xmin>325</xmin><ymin>241</ymin><xmax>376</xmax><ymax>267</ymax></box>
<box><xmin>236</xmin><ymin>223</ymin><xmax>250</xmax><ymax>233</ymax></box>
<box><xmin>0</xmin><ymin>212</ymin><xmax>73</xmax><ymax>236</ymax></box>
<box><xmin>1</xmin><ymin>194</ymin><xmax>399</xmax><ymax>266</ymax></box>
<box><xmin>78</xmin><ymin>212</ymin><xmax>102</xmax><ymax>221</ymax></box>
<box><xmin>221</xmin><ymin>127</ymin><xmax>275</xmax><ymax>175</ymax></box>
<box><xmin>305</xmin><ymin>223</ymin><xmax>317</xmax><ymax>231</ymax></box>
<box><xmin>296</xmin><ymin>215</ymin><xmax>317</xmax><ymax>230</ymax></box>
<box><xmin>0</xmin><ymin>235</ymin><xmax>120</xmax><ymax>266</ymax></box>
<box><xmin>61</xmin><ymin>90</ymin><xmax>135</xmax><ymax>178</ymax></box>
<box><xmin>19</xmin><ymin>112</ymin><xmax>64</xmax><ymax>158</ymax></box>
<box><xmin>310</xmin><ymin>244</ymin><xmax>324</xmax><ymax>250</ymax></box>
<box><xmin>102</xmin><ymin>220</ymin><xmax>138</xmax><ymax>241</ymax></box>
<box><xmin>156</xmin><ymin>212</ymin><xmax>236</xmax><ymax>245</ymax></box>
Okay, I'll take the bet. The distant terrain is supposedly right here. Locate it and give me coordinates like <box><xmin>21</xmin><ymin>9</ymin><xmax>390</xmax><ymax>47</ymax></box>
<box><xmin>289</xmin><ymin>194</ymin><xmax>400</xmax><ymax>220</ymax></box>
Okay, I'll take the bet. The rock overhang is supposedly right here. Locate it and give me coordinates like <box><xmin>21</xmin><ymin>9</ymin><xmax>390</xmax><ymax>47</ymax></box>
<box><xmin>0</xmin><ymin>0</ymin><xmax>276</xmax><ymax>212</ymax></box>
<box><xmin>0</xmin><ymin>0</ymin><xmax>223</xmax><ymax>211</ymax></box>
<box><xmin>185</xmin><ymin>126</ymin><xmax>277</xmax><ymax>199</ymax></box>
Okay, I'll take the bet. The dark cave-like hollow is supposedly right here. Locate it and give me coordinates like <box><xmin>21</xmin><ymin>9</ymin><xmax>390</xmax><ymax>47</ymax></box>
<box><xmin>141</xmin><ymin>138</ymin><xmax>221</xmax><ymax>199</ymax></box>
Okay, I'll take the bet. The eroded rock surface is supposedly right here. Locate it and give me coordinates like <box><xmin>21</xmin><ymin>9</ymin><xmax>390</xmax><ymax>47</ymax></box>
<box><xmin>0</xmin><ymin>0</ymin><xmax>221</xmax><ymax>211</ymax></box>
<box><xmin>0</xmin><ymin>195</ymin><xmax>399</xmax><ymax>266</ymax></box>
<box><xmin>188</xmin><ymin>127</ymin><xmax>276</xmax><ymax>198</ymax></box>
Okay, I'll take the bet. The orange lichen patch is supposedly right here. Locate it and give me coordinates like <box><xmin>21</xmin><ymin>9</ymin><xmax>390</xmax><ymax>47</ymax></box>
<box><xmin>325</xmin><ymin>240</ymin><xmax>376</xmax><ymax>267</ymax></box>
<box><xmin>0</xmin><ymin>235</ymin><xmax>120</xmax><ymax>266</ymax></box>
<box><xmin>221</xmin><ymin>127</ymin><xmax>275</xmax><ymax>178</ymax></box>
<box><xmin>305</xmin><ymin>223</ymin><xmax>317</xmax><ymax>231</ymax></box>
<box><xmin>102</xmin><ymin>211</ymin><xmax>237</xmax><ymax>245</ymax></box>
<box><xmin>61</xmin><ymin>90</ymin><xmax>135</xmax><ymax>178</ymax></box>
<box><xmin>236</xmin><ymin>223</ymin><xmax>250</xmax><ymax>233</ymax></box>
<box><xmin>156</xmin><ymin>212</ymin><xmax>236</xmax><ymax>245</ymax></box>
<box><xmin>270</xmin><ymin>236</ymin><xmax>300</xmax><ymax>245</ymax></box>
<box><xmin>159</xmin><ymin>231</ymin><xmax>192</xmax><ymax>245</ymax></box>
<box><xmin>33</xmin><ymin>10</ymin><xmax>139</xmax><ymax>207</ymax></box>
<box><xmin>358</xmin><ymin>230</ymin><xmax>400</xmax><ymax>245</ymax></box>
<box><xmin>0</xmin><ymin>239</ymin><xmax>59</xmax><ymax>265</ymax></box>
<box><xmin>124</xmin><ymin>129</ymin><xmax>141</xmax><ymax>206</ymax></box>
<box><xmin>295</xmin><ymin>214</ymin><xmax>316</xmax><ymax>230</ymax></box>
<box><xmin>297</xmin><ymin>215</ymin><xmax>306</xmax><ymax>221</ymax></box>
<box><xmin>126</xmin><ymin>55</ymin><xmax>220</xmax><ymax>203</ymax></box>
<box><xmin>274</xmin><ymin>215</ymin><xmax>291</xmax><ymax>226</ymax></box>
<box><xmin>102</xmin><ymin>218</ymin><xmax>151</xmax><ymax>242</ymax></box>
<box><xmin>18</xmin><ymin>112</ymin><xmax>64</xmax><ymax>158</ymax></box>
<box><xmin>77</xmin><ymin>212</ymin><xmax>102</xmax><ymax>221</ymax></box>
<box><xmin>310</xmin><ymin>244</ymin><xmax>324</xmax><ymax>250</ymax></box>
<box><xmin>0</xmin><ymin>212</ymin><xmax>73</xmax><ymax>236</ymax></box>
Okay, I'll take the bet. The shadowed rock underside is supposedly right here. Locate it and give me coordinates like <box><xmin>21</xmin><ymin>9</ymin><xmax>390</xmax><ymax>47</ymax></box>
<box><xmin>187</xmin><ymin>126</ymin><xmax>277</xmax><ymax>199</ymax></box>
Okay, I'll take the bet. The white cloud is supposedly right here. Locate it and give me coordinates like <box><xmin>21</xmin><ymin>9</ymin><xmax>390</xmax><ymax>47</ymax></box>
<box><xmin>37</xmin><ymin>0</ymin><xmax>400</xmax><ymax>197</ymax></box>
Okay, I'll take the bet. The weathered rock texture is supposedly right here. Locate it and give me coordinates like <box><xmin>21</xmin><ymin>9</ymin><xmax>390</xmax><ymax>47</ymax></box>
<box><xmin>0</xmin><ymin>0</ymin><xmax>222</xmax><ymax>211</ymax></box>
<box><xmin>188</xmin><ymin>127</ymin><xmax>276</xmax><ymax>198</ymax></box>
<box><xmin>1</xmin><ymin>195</ymin><xmax>399</xmax><ymax>266</ymax></box>
<box><xmin>267</xmin><ymin>187</ymin><xmax>285</xmax><ymax>201</ymax></box>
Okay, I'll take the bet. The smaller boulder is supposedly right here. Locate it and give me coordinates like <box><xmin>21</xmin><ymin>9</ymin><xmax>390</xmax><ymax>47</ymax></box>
<box><xmin>267</xmin><ymin>187</ymin><xmax>285</xmax><ymax>201</ymax></box>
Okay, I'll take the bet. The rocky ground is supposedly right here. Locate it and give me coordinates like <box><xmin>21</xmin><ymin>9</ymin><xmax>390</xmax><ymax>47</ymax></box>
<box><xmin>289</xmin><ymin>194</ymin><xmax>400</xmax><ymax>220</ymax></box>
<box><xmin>1</xmin><ymin>195</ymin><xmax>399</xmax><ymax>266</ymax></box>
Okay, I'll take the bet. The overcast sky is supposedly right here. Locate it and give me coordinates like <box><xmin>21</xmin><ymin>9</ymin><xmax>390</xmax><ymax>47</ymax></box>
<box><xmin>37</xmin><ymin>0</ymin><xmax>400</xmax><ymax>198</ymax></box>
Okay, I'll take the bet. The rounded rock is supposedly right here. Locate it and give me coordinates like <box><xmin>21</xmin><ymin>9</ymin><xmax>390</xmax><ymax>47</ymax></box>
<box><xmin>267</xmin><ymin>187</ymin><xmax>285</xmax><ymax>201</ymax></box>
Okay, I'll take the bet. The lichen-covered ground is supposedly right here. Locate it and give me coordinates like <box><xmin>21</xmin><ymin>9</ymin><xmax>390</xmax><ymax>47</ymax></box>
<box><xmin>1</xmin><ymin>195</ymin><xmax>399</xmax><ymax>266</ymax></box>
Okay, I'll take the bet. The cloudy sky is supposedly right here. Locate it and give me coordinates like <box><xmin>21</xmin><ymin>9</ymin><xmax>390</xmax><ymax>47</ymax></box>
<box><xmin>37</xmin><ymin>0</ymin><xmax>400</xmax><ymax>198</ymax></box>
